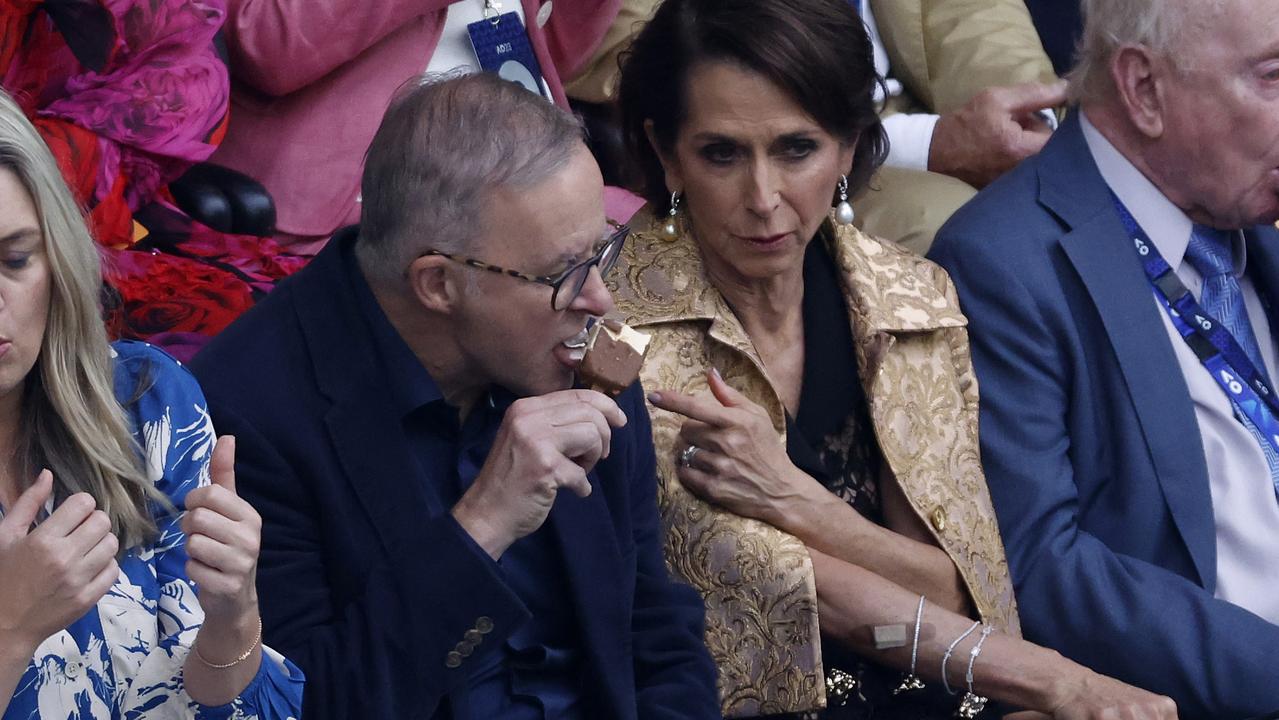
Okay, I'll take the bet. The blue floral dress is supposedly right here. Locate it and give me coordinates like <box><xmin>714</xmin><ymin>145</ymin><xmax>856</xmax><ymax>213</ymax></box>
<box><xmin>2</xmin><ymin>341</ymin><xmax>304</xmax><ymax>720</ymax></box>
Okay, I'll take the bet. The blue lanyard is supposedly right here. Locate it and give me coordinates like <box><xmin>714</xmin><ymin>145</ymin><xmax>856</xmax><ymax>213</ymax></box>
<box><xmin>1112</xmin><ymin>195</ymin><xmax>1279</xmax><ymax>469</ymax></box>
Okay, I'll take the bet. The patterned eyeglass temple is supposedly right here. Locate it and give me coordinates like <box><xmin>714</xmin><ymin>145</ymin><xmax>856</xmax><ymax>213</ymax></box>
<box><xmin>420</xmin><ymin>220</ymin><xmax>630</xmax><ymax>308</ymax></box>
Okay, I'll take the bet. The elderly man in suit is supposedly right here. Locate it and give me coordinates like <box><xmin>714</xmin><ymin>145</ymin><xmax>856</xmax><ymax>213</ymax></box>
<box><xmin>192</xmin><ymin>73</ymin><xmax>719</xmax><ymax>720</ymax></box>
<box><xmin>930</xmin><ymin>0</ymin><xmax>1279</xmax><ymax>717</ymax></box>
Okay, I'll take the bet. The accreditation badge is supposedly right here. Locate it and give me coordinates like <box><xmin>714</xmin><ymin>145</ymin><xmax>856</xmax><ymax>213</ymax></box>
<box><xmin>467</xmin><ymin>12</ymin><xmax>551</xmax><ymax>99</ymax></box>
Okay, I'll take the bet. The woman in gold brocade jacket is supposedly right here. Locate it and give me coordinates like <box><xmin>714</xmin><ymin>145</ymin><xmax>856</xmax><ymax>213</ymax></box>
<box><xmin>610</xmin><ymin>1</ymin><xmax>1179</xmax><ymax>719</ymax></box>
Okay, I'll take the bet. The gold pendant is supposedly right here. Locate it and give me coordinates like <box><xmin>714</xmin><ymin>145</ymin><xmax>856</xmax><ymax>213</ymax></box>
<box><xmin>892</xmin><ymin>674</ymin><xmax>925</xmax><ymax>695</ymax></box>
<box><xmin>825</xmin><ymin>668</ymin><xmax>859</xmax><ymax>708</ymax></box>
<box><xmin>956</xmin><ymin>692</ymin><xmax>989</xmax><ymax>718</ymax></box>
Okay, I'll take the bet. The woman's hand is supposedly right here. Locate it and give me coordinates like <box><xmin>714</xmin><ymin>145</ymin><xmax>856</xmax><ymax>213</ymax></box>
<box><xmin>648</xmin><ymin>368</ymin><xmax>829</xmax><ymax>529</ymax></box>
<box><xmin>1047</xmin><ymin>672</ymin><xmax>1179</xmax><ymax>720</ymax></box>
<box><xmin>1004</xmin><ymin>670</ymin><xmax>1179</xmax><ymax>720</ymax></box>
<box><xmin>182</xmin><ymin>436</ymin><xmax>265</xmax><ymax>703</ymax></box>
<box><xmin>181</xmin><ymin>436</ymin><xmax>261</xmax><ymax>634</ymax></box>
<box><xmin>0</xmin><ymin>471</ymin><xmax>118</xmax><ymax>653</ymax></box>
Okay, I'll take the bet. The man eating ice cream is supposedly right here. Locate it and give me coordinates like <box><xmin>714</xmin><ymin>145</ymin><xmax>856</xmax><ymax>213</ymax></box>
<box><xmin>191</xmin><ymin>72</ymin><xmax>718</xmax><ymax>720</ymax></box>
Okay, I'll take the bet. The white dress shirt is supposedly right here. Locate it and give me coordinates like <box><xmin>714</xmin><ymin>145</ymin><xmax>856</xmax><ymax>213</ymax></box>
<box><xmin>1081</xmin><ymin>112</ymin><xmax>1279</xmax><ymax>624</ymax></box>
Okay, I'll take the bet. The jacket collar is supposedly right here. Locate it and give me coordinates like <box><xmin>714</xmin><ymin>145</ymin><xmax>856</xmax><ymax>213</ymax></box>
<box><xmin>617</xmin><ymin>210</ymin><xmax>966</xmax><ymax>340</ymax></box>
<box><xmin>287</xmin><ymin>227</ymin><xmax>453</xmax><ymax>544</ymax></box>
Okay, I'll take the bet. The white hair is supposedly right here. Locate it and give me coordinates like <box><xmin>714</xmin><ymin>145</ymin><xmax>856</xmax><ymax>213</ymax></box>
<box><xmin>1068</xmin><ymin>0</ymin><xmax>1222</xmax><ymax>103</ymax></box>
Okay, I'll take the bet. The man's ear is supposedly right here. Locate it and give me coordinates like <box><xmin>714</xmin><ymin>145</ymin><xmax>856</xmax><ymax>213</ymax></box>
<box><xmin>1111</xmin><ymin>44</ymin><xmax>1166</xmax><ymax>138</ymax></box>
<box><xmin>644</xmin><ymin>119</ymin><xmax>683</xmax><ymax>196</ymax></box>
<box><xmin>406</xmin><ymin>255</ymin><xmax>457</xmax><ymax>314</ymax></box>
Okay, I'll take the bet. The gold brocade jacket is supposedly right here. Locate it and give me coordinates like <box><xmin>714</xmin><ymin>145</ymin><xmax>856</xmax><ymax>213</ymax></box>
<box><xmin>609</xmin><ymin>211</ymin><xmax>1021</xmax><ymax>717</ymax></box>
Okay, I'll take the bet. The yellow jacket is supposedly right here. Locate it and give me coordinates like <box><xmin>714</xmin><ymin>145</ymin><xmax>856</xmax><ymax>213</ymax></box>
<box><xmin>874</xmin><ymin>0</ymin><xmax>1057</xmax><ymax>115</ymax></box>
<box><xmin>610</xmin><ymin>211</ymin><xmax>1020</xmax><ymax>716</ymax></box>
<box><xmin>568</xmin><ymin>0</ymin><xmax>1056</xmax><ymax>112</ymax></box>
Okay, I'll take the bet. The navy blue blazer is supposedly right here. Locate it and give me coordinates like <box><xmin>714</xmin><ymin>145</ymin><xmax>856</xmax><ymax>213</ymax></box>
<box><xmin>930</xmin><ymin>113</ymin><xmax>1279</xmax><ymax>719</ymax></box>
<box><xmin>1022</xmin><ymin>0</ymin><xmax>1081</xmax><ymax>75</ymax></box>
<box><xmin>191</xmin><ymin>229</ymin><xmax>719</xmax><ymax>720</ymax></box>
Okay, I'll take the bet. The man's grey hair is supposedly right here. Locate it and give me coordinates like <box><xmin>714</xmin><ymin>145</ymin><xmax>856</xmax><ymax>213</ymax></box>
<box><xmin>1068</xmin><ymin>0</ymin><xmax>1220</xmax><ymax>104</ymax></box>
<box><xmin>357</xmin><ymin>71</ymin><xmax>586</xmax><ymax>285</ymax></box>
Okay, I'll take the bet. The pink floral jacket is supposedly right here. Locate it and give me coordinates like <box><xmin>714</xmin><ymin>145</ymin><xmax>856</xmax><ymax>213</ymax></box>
<box><xmin>1</xmin><ymin>0</ymin><xmax>230</xmax><ymax>248</ymax></box>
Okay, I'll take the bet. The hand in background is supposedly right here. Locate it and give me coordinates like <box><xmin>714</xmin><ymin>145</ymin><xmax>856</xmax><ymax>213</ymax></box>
<box><xmin>1003</xmin><ymin>669</ymin><xmax>1179</xmax><ymax>720</ymax></box>
<box><xmin>929</xmin><ymin>80</ymin><xmax>1068</xmax><ymax>188</ymax></box>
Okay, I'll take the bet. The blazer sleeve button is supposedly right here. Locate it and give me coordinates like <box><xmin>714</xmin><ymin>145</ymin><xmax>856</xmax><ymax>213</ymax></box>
<box><xmin>464</xmin><ymin>629</ymin><xmax>483</xmax><ymax>644</ymax></box>
<box><xmin>445</xmin><ymin>651</ymin><xmax>463</xmax><ymax>668</ymax></box>
<box><xmin>476</xmin><ymin>616</ymin><xmax>494</xmax><ymax>634</ymax></box>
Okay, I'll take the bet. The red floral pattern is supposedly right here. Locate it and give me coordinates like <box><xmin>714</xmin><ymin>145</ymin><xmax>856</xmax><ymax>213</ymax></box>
<box><xmin>103</xmin><ymin>248</ymin><xmax>254</xmax><ymax>339</ymax></box>
<box><xmin>2</xmin><ymin>0</ymin><xmax>310</xmax><ymax>357</ymax></box>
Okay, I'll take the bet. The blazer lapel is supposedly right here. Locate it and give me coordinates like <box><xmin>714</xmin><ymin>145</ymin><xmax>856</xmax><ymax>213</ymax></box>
<box><xmin>323</xmin><ymin>397</ymin><xmax>444</xmax><ymax>555</ymax></box>
<box><xmin>294</xmin><ymin>232</ymin><xmax>444</xmax><ymax>559</ymax></box>
<box><xmin>1045</xmin><ymin>115</ymin><xmax>1217</xmax><ymax>586</ymax></box>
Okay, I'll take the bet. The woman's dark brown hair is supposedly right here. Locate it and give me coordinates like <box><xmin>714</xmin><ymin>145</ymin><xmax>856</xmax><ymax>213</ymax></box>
<box><xmin>618</xmin><ymin>0</ymin><xmax>889</xmax><ymax>209</ymax></box>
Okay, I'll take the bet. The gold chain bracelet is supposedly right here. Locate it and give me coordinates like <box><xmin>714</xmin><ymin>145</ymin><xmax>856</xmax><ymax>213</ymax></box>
<box><xmin>193</xmin><ymin>617</ymin><xmax>263</xmax><ymax>670</ymax></box>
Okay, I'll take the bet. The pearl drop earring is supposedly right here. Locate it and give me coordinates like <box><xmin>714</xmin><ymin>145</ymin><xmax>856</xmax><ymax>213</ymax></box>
<box><xmin>663</xmin><ymin>191</ymin><xmax>682</xmax><ymax>237</ymax></box>
<box><xmin>834</xmin><ymin>175</ymin><xmax>855</xmax><ymax>226</ymax></box>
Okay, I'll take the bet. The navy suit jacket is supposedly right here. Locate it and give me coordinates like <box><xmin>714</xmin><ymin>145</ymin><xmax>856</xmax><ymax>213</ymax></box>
<box><xmin>1022</xmin><ymin>0</ymin><xmax>1081</xmax><ymax>75</ymax></box>
<box><xmin>930</xmin><ymin>113</ymin><xmax>1279</xmax><ymax>719</ymax></box>
<box><xmin>191</xmin><ymin>229</ymin><xmax>719</xmax><ymax>720</ymax></box>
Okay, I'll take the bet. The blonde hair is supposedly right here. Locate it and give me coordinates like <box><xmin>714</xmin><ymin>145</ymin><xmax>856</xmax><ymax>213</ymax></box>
<box><xmin>1068</xmin><ymin>0</ymin><xmax>1220</xmax><ymax>104</ymax></box>
<box><xmin>0</xmin><ymin>90</ymin><xmax>162</xmax><ymax>549</ymax></box>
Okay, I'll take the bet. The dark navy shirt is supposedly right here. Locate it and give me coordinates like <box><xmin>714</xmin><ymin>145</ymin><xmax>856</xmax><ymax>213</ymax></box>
<box><xmin>346</xmin><ymin>244</ymin><xmax>585</xmax><ymax>719</ymax></box>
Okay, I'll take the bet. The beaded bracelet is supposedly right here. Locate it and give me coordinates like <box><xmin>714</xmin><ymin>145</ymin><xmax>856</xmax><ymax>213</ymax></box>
<box><xmin>193</xmin><ymin>617</ymin><xmax>263</xmax><ymax>670</ymax></box>
<box><xmin>957</xmin><ymin>625</ymin><xmax>996</xmax><ymax>718</ymax></box>
<box><xmin>940</xmin><ymin>620</ymin><xmax>981</xmax><ymax>695</ymax></box>
<box><xmin>965</xmin><ymin>625</ymin><xmax>996</xmax><ymax>690</ymax></box>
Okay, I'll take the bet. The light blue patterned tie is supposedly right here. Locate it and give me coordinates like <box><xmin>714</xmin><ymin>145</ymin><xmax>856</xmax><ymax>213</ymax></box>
<box><xmin>1184</xmin><ymin>225</ymin><xmax>1279</xmax><ymax>487</ymax></box>
<box><xmin>1186</xmin><ymin>225</ymin><xmax>1268</xmax><ymax>374</ymax></box>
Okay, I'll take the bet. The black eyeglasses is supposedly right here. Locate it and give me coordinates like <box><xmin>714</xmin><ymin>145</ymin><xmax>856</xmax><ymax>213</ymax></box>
<box><xmin>422</xmin><ymin>221</ymin><xmax>629</xmax><ymax>310</ymax></box>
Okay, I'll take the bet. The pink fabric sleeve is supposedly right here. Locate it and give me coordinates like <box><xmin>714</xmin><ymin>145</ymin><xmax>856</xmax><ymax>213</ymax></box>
<box><xmin>224</xmin><ymin>0</ymin><xmax>456</xmax><ymax>97</ymax></box>
<box><xmin>539</xmin><ymin>0</ymin><xmax>621</xmax><ymax>82</ymax></box>
<box><xmin>39</xmin><ymin>0</ymin><xmax>230</xmax><ymax>211</ymax></box>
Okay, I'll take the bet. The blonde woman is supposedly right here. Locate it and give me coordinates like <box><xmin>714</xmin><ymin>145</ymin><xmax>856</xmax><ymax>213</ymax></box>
<box><xmin>0</xmin><ymin>90</ymin><xmax>303</xmax><ymax>719</ymax></box>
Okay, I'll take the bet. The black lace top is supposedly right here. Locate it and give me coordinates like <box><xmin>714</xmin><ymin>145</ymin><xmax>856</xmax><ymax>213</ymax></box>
<box><xmin>781</xmin><ymin>235</ymin><xmax>974</xmax><ymax>720</ymax></box>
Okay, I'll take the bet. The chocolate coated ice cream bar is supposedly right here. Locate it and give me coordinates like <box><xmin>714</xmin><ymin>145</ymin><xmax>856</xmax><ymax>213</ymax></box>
<box><xmin>578</xmin><ymin>319</ymin><xmax>651</xmax><ymax>396</ymax></box>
